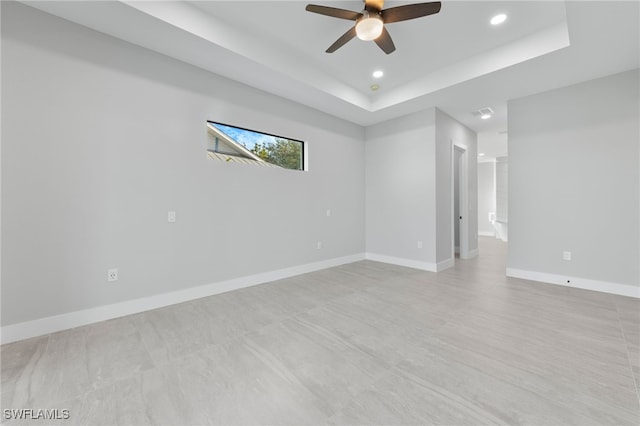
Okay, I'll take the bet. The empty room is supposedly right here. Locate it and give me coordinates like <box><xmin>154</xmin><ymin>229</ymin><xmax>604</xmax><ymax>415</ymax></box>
<box><xmin>1</xmin><ymin>1</ymin><xmax>639</xmax><ymax>425</ymax></box>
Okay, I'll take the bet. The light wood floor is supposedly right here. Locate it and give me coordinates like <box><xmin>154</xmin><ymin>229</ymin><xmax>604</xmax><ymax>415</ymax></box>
<box><xmin>2</xmin><ymin>237</ymin><xmax>639</xmax><ymax>425</ymax></box>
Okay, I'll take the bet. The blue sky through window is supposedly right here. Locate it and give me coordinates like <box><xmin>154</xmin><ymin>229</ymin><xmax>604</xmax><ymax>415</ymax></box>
<box><xmin>211</xmin><ymin>122</ymin><xmax>279</xmax><ymax>150</ymax></box>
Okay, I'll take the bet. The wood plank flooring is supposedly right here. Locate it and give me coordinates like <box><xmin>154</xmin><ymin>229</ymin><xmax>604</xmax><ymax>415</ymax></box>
<box><xmin>2</xmin><ymin>237</ymin><xmax>639</xmax><ymax>425</ymax></box>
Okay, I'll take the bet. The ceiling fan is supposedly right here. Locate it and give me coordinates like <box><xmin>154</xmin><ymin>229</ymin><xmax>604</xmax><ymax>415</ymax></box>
<box><xmin>305</xmin><ymin>0</ymin><xmax>442</xmax><ymax>54</ymax></box>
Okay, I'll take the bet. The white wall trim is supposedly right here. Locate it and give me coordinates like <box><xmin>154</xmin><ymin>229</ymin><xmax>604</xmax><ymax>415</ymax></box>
<box><xmin>1</xmin><ymin>253</ymin><xmax>366</xmax><ymax>344</ymax></box>
<box><xmin>436</xmin><ymin>258</ymin><xmax>455</xmax><ymax>271</ymax></box>
<box><xmin>365</xmin><ymin>253</ymin><xmax>454</xmax><ymax>272</ymax></box>
<box><xmin>478</xmin><ymin>231</ymin><xmax>495</xmax><ymax>237</ymax></box>
<box><xmin>466</xmin><ymin>248</ymin><xmax>479</xmax><ymax>259</ymax></box>
<box><xmin>365</xmin><ymin>253</ymin><xmax>437</xmax><ymax>272</ymax></box>
<box><xmin>506</xmin><ymin>268</ymin><xmax>640</xmax><ymax>299</ymax></box>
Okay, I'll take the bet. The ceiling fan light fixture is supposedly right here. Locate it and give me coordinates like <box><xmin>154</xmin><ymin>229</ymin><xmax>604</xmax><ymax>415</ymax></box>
<box><xmin>305</xmin><ymin>1</ymin><xmax>442</xmax><ymax>54</ymax></box>
<box><xmin>356</xmin><ymin>14</ymin><xmax>384</xmax><ymax>41</ymax></box>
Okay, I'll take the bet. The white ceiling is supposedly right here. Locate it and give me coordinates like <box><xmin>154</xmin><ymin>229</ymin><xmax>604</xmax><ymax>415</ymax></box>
<box><xmin>190</xmin><ymin>1</ymin><xmax>567</xmax><ymax>94</ymax></box>
<box><xmin>22</xmin><ymin>1</ymin><xmax>640</xmax><ymax>135</ymax></box>
<box><xmin>478</xmin><ymin>132</ymin><xmax>507</xmax><ymax>161</ymax></box>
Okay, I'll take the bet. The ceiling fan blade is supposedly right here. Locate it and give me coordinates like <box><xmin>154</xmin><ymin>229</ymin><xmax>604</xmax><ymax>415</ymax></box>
<box><xmin>381</xmin><ymin>2</ymin><xmax>441</xmax><ymax>24</ymax></box>
<box><xmin>364</xmin><ymin>0</ymin><xmax>385</xmax><ymax>12</ymax></box>
<box><xmin>326</xmin><ymin>26</ymin><xmax>357</xmax><ymax>53</ymax></box>
<box><xmin>374</xmin><ymin>27</ymin><xmax>396</xmax><ymax>54</ymax></box>
<box><xmin>306</xmin><ymin>4</ymin><xmax>362</xmax><ymax>21</ymax></box>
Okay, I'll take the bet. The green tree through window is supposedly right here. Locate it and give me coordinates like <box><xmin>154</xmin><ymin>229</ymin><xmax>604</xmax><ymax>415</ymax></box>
<box><xmin>251</xmin><ymin>138</ymin><xmax>303</xmax><ymax>170</ymax></box>
<box><xmin>207</xmin><ymin>121</ymin><xmax>304</xmax><ymax>171</ymax></box>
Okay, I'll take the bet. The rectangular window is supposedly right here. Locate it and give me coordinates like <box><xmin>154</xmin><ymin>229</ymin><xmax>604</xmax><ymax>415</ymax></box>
<box><xmin>206</xmin><ymin>121</ymin><xmax>304</xmax><ymax>171</ymax></box>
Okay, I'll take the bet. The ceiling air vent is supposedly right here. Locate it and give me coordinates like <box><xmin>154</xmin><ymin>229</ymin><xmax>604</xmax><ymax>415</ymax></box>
<box><xmin>473</xmin><ymin>107</ymin><xmax>494</xmax><ymax>117</ymax></box>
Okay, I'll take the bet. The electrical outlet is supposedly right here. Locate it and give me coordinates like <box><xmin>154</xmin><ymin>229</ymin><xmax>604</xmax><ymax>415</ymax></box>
<box><xmin>107</xmin><ymin>268</ymin><xmax>118</xmax><ymax>282</ymax></box>
<box><xmin>417</xmin><ymin>241</ymin><xmax>423</xmax><ymax>249</ymax></box>
<box><xmin>316</xmin><ymin>241</ymin><xmax>322</xmax><ymax>249</ymax></box>
<box><xmin>326</xmin><ymin>209</ymin><xmax>331</xmax><ymax>217</ymax></box>
<box><xmin>168</xmin><ymin>211</ymin><xmax>176</xmax><ymax>223</ymax></box>
<box><xmin>563</xmin><ymin>251</ymin><xmax>572</xmax><ymax>261</ymax></box>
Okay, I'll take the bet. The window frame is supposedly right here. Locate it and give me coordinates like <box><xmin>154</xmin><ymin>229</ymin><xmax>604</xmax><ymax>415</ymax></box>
<box><xmin>207</xmin><ymin>120</ymin><xmax>305</xmax><ymax>171</ymax></box>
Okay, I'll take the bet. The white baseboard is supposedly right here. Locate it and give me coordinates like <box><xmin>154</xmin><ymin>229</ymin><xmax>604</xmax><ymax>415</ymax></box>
<box><xmin>456</xmin><ymin>248</ymin><xmax>478</xmax><ymax>260</ymax></box>
<box><xmin>1</xmin><ymin>253</ymin><xmax>366</xmax><ymax>344</ymax></box>
<box><xmin>478</xmin><ymin>231</ymin><xmax>495</xmax><ymax>237</ymax></box>
<box><xmin>436</xmin><ymin>258</ymin><xmax>455</xmax><ymax>271</ymax></box>
<box><xmin>365</xmin><ymin>253</ymin><xmax>453</xmax><ymax>272</ymax></box>
<box><xmin>506</xmin><ymin>268</ymin><xmax>640</xmax><ymax>299</ymax></box>
<box><xmin>365</xmin><ymin>253</ymin><xmax>438</xmax><ymax>272</ymax></box>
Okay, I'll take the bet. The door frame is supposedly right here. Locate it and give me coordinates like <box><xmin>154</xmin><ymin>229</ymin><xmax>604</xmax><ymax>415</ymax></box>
<box><xmin>452</xmin><ymin>140</ymin><xmax>470</xmax><ymax>260</ymax></box>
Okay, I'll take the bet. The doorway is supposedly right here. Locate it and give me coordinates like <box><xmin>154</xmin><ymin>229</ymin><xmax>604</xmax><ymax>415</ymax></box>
<box><xmin>452</xmin><ymin>142</ymin><xmax>469</xmax><ymax>260</ymax></box>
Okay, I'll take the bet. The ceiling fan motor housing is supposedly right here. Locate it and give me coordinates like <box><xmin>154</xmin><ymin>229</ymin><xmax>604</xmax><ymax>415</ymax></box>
<box><xmin>305</xmin><ymin>1</ymin><xmax>441</xmax><ymax>54</ymax></box>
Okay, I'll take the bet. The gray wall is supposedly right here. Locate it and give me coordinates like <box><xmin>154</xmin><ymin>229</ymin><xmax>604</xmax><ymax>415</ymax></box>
<box><xmin>477</xmin><ymin>161</ymin><xmax>495</xmax><ymax>236</ymax></box>
<box><xmin>435</xmin><ymin>109</ymin><xmax>478</xmax><ymax>261</ymax></box>
<box><xmin>1</xmin><ymin>3</ymin><xmax>365</xmax><ymax>326</ymax></box>
<box><xmin>495</xmin><ymin>157</ymin><xmax>509</xmax><ymax>241</ymax></box>
<box><xmin>508</xmin><ymin>69</ymin><xmax>640</xmax><ymax>287</ymax></box>
<box><xmin>364</xmin><ymin>108</ymin><xmax>477</xmax><ymax>266</ymax></box>
<box><xmin>365</xmin><ymin>109</ymin><xmax>437</xmax><ymax>262</ymax></box>
<box><xmin>495</xmin><ymin>157</ymin><xmax>508</xmax><ymax>224</ymax></box>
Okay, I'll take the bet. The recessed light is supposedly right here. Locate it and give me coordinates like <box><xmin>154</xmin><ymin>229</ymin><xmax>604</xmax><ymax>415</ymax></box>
<box><xmin>490</xmin><ymin>14</ymin><xmax>507</xmax><ymax>25</ymax></box>
<box><xmin>481</xmin><ymin>114</ymin><xmax>492</xmax><ymax>120</ymax></box>
<box><xmin>478</xmin><ymin>153</ymin><xmax>486</xmax><ymax>157</ymax></box>
<box><xmin>372</xmin><ymin>70</ymin><xmax>384</xmax><ymax>79</ymax></box>
<box><xmin>370</xmin><ymin>84</ymin><xmax>380</xmax><ymax>91</ymax></box>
